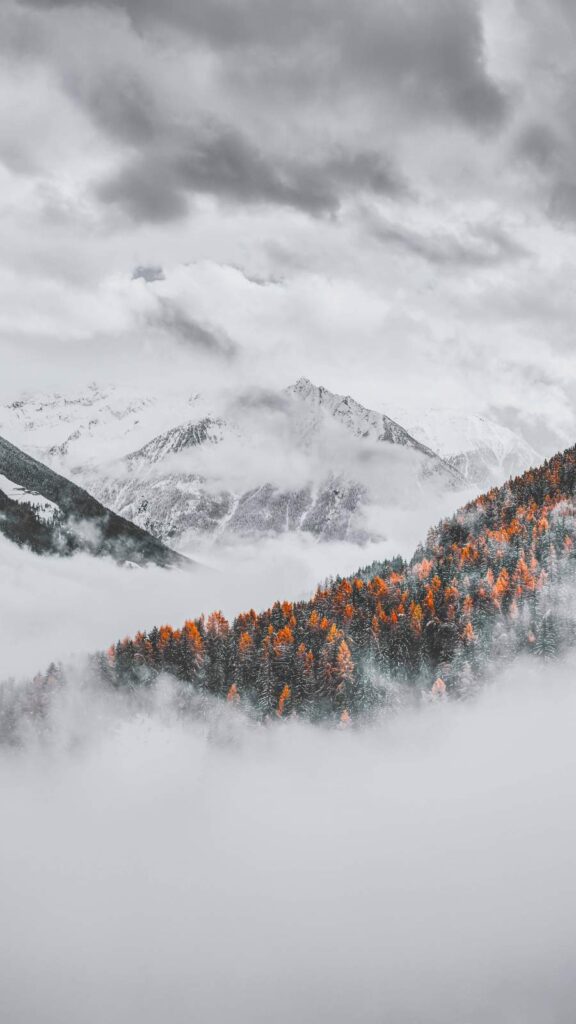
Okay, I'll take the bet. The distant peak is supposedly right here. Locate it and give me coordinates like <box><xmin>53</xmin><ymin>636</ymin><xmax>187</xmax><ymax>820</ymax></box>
<box><xmin>291</xmin><ymin>377</ymin><xmax>317</xmax><ymax>392</ymax></box>
<box><xmin>288</xmin><ymin>378</ymin><xmax>337</xmax><ymax>402</ymax></box>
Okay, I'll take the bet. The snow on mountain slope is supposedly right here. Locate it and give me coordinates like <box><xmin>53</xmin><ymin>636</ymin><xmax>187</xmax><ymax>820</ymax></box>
<box><xmin>0</xmin><ymin>472</ymin><xmax>59</xmax><ymax>523</ymax></box>
<box><xmin>0</xmin><ymin>384</ymin><xmax>205</xmax><ymax>469</ymax></box>
<box><xmin>387</xmin><ymin>406</ymin><xmax>542</xmax><ymax>487</ymax></box>
<box><xmin>286</xmin><ymin>379</ymin><xmax>460</xmax><ymax>481</ymax></box>
<box><xmin>289</xmin><ymin>378</ymin><xmax>434</xmax><ymax>452</ymax></box>
<box><xmin>0</xmin><ymin>433</ymin><xmax>191</xmax><ymax>567</ymax></box>
<box><xmin>75</xmin><ymin>380</ymin><xmax>465</xmax><ymax>548</ymax></box>
<box><xmin>0</xmin><ymin>380</ymin><xmax>470</xmax><ymax>551</ymax></box>
<box><xmin>126</xmin><ymin>417</ymin><xmax>227</xmax><ymax>466</ymax></box>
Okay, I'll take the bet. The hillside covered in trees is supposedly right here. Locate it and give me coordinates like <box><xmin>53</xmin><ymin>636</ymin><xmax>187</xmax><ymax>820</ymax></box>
<box><xmin>16</xmin><ymin>444</ymin><xmax>576</xmax><ymax>730</ymax></box>
<box><xmin>0</xmin><ymin>434</ymin><xmax>191</xmax><ymax>568</ymax></box>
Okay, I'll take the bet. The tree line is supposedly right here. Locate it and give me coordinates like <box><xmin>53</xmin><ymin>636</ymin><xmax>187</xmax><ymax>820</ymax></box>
<box><xmin>86</xmin><ymin>444</ymin><xmax>576</xmax><ymax>722</ymax></box>
<box><xmin>14</xmin><ymin>443</ymin><xmax>576</xmax><ymax>728</ymax></box>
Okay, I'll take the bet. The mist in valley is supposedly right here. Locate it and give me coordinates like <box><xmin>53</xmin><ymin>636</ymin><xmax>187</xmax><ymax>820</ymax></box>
<box><xmin>1</xmin><ymin>653</ymin><xmax>575</xmax><ymax>1024</ymax></box>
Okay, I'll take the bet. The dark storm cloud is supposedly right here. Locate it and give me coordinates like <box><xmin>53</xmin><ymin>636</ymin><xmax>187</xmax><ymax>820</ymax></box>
<box><xmin>22</xmin><ymin>0</ymin><xmax>507</xmax><ymax>132</ymax></box>
<box><xmin>61</xmin><ymin>65</ymin><xmax>162</xmax><ymax>147</ymax></box>
<box><xmin>515</xmin><ymin>123</ymin><xmax>560</xmax><ymax>170</ymax></box>
<box><xmin>509</xmin><ymin>0</ymin><xmax>576</xmax><ymax>230</ymax></box>
<box><xmin>367</xmin><ymin>214</ymin><xmax>529</xmax><ymax>269</ymax></box>
<box><xmin>15</xmin><ymin>0</ymin><xmax>509</xmax><ymax>224</ymax></box>
<box><xmin>96</xmin><ymin>130</ymin><xmax>406</xmax><ymax>222</ymax></box>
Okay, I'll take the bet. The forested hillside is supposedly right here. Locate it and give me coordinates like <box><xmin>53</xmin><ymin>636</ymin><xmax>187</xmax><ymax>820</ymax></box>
<box><xmin>23</xmin><ymin>445</ymin><xmax>576</xmax><ymax>726</ymax></box>
<box><xmin>0</xmin><ymin>434</ymin><xmax>190</xmax><ymax>568</ymax></box>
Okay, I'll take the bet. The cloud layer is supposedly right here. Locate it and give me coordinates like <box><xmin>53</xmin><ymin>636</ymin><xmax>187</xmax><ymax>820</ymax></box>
<box><xmin>2</xmin><ymin>0</ymin><xmax>576</xmax><ymax>447</ymax></box>
<box><xmin>3</xmin><ymin>655</ymin><xmax>576</xmax><ymax>1023</ymax></box>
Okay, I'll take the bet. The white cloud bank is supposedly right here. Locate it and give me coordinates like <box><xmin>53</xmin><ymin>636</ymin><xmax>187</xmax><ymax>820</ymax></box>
<box><xmin>1</xmin><ymin>657</ymin><xmax>576</xmax><ymax>1023</ymax></box>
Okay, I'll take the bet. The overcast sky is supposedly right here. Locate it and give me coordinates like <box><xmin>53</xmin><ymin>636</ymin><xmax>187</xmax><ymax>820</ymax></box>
<box><xmin>2</xmin><ymin>0</ymin><xmax>576</xmax><ymax>453</ymax></box>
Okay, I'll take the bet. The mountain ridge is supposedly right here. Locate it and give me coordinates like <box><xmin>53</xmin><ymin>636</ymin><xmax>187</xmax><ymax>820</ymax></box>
<box><xmin>76</xmin><ymin>378</ymin><xmax>463</xmax><ymax>546</ymax></box>
<box><xmin>288</xmin><ymin>377</ymin><xmax>450</xmax><ymax>461</ymax></box>
<box><xmin>0</xmin><ymin>433</ymin><xmax>191</xmax><ymax>568</ymax></box>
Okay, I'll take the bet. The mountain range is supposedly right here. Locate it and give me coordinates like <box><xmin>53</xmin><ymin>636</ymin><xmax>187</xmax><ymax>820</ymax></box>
<box><xmin>0</xmin><ymin>379</ymin><xmax>540</xmax><ymax>553</ymax></box>
<box><xmin>76</xmin><ymin>378</ymin><xmax>462</xmax><ymax>547</ymax></box>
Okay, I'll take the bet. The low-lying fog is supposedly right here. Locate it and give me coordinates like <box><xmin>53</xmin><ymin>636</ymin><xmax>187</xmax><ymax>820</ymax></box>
<box><xmin>1</xmin><ymin>496</ymin><xmax>461</xmax><ymax>678</ymax></box>
<box><xmin>1</xmin><ymin>657</ymin><xmax>575</xmax><ymax>1023</ymax></box>
<box><xmin>3</xmin><ymin>514</ymin><xmax>573</xmax><ymax>1023</ymax></box>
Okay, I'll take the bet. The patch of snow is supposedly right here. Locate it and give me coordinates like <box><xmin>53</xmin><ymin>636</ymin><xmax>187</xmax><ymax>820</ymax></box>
<box><xmin>386</xmin><ymin>405</ymin><xmax>542</xmax><ymax>486</ymax></box>
<box><xmin>0</xmin><ymin>472</ymin><xmax>59</xmax><ymax>522</ymax></box>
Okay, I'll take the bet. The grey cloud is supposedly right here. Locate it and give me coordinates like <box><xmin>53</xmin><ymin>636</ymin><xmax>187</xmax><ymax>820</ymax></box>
<box><xmin>14</xmin><ymin>0</ymin><xmax>507</xmax><ymax>226</ymax></box>
<box><xmin>98</xmin><ymin>164</ymin><xmax>189</xmax><ymax>222</ymax></box>
<box><xmin>323</xmin><ymin>151</ymin><xmax>405</xmax><ymax>199</ymax></box>
<box><xmin>337</xmin><ymin>0</ymin><xmax>506</xmax><ymax>130</ymax></box>
<box><xmin>0</xmin><ymin>139</ymin><xmax>39</xmax><ymax>176</ymax></box>
<box><xmin>515</xmin><ymin>123</ymin><xmax>560</xmax><ymax>170</ymax></box>
<box><xmin>22</xmin><ymin>0</ymin><xmax>507</xmax><ymax>132</ymax></box>
<box><xmin>549</xmin><ymin>182</ymin><xmax>576</xmax><ymax>224</ymax></box>
<box><xmin>368</xmin><ymin>214</ymin><xmax>529</xmax><ymax>268</ymax></box>
<box><xmin>96</xmin><ymin>129</ymin><xmax>406</xmax><ymax>222</ymax></box>
<box><xmin>487</xmin><ymin>403</ymin><xmax>566</xmax><ymax>456</ymax></box>
<box><xmin>132</xmin><ymin>265</ymin><xmax>165</xmax><ymax>282</ymax></box>
<box><xmin>519</xmin><ymin>0</ymin><xmax>576</xmax><ymax>26</ymax></box>
<box><xmin>226</xmin><ymin>385</ymin><xmax>290</xmax><ymax>416</ymax></box>
<box><xmin>150</xmin><ymin>298</ymin><xmax>238</xmax><ymax>359</ymax></box>
<box><xmin>61</xmin><ymin>65</ymin><xmax>162</xmax><ymax>147</ymax></box>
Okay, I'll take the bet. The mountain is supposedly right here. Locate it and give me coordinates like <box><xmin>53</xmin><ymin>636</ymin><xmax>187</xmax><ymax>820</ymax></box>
<box><xmin>387</xmin><ymin>405</ymin><xmax>541</xmax><ymax>487</ymax></box>
<box><xmin>287</xmin><ymin>378</ymin><xmax>451</xmax><ymax>465</ymax></box>
<box><xmin>0</xmin><ymin>384</ymin><xmax>161</xmax><ymax>466</ymax></box>
<box><xmin>0</xmin><ymin>434</ymin><xmax>190</xmax><ymax>568</ymax></box>
<box><xmin>69</xmin><ymin>379</ymin><xmax>463</xmax><ymax>548</ymax></box>
<box><xmin>126</xmin><ymin>417</ymin><xmax>227</xmax><ymax>464</ymax></box>
<box><xmin>76</xmin><ymin>441</ymin><xmax>576</xmax><ymax>721</ymax></box>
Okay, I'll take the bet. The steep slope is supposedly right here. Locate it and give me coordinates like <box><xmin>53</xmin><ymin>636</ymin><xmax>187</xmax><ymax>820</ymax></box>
<box><xmin>126</xmin><ymin>417</ymin><xmax>226</xmax><ymax>464</ymax></box>
<box><xmin>287</xmin><ymin>378</ymin><xmax>457</xmax><ymax>473</ymax></box>
<box><xmin>387</xmin><ymin>405</ymin><xmax>541</xmax><ymax>487</ymax></box>
<box><xmin>0</xmin><ymin>434</ymin><xmax>190</xmax><ymax>568</ymax></box>
<box><xmin>87</xmin><ymin>444</ymin><xmax>576</xmax><ymax>720</ymax></box>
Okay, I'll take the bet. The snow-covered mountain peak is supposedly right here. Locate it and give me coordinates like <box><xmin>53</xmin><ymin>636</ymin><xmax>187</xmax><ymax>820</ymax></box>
<box><xmin>285</xmin><ymin>379</ymin><xmax>457</xmax><ymax>471</ymax></box>
<box><xmin>126</xmin><ymin>417</ymin><xmax>227</xmax><ymax>466</ymax></box>
<box><xmin>291</xmin><ymin>377</ymin><xmax>316</xmax><ymax>395</ymax></box>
